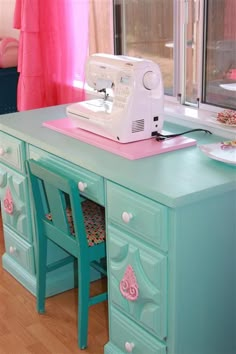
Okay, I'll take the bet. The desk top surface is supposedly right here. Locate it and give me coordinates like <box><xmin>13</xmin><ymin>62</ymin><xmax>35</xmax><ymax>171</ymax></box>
<box><xmin>1</xmin><ymin>105</ymin><xmax>235</xmax><ymax>207</ymax></box>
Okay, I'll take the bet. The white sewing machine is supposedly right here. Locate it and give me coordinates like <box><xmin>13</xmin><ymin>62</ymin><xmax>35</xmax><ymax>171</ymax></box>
<box><xmin>67</xmin><ymin>53</ymin><xmax>164</xmax><ymax>143</ymax></box>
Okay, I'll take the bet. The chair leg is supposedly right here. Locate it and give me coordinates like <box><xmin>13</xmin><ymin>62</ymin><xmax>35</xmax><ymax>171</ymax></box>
<box><xmin>78</xmin><ymin>261</ymin><xmax>90</xmax><ymax>349</ymax></box>
<box><xmin>36</xmin><ymin>233</ymin><xmax>47</xmax><ymax>314</ymax></box>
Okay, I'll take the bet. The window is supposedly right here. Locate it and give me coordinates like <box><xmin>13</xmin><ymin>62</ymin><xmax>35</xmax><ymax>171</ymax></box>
<box><xmin>114</xmin><ymin>0</ymin><xmax>174</xmax><ymax>96</ymax></box>
<box><xmin>113</xmin><ymin>0</ymin><xmax>236</xmax><ymax>111</ymax></box>
<box><xmin>203</xmin><ymin>0</ymin><xmax>236</xmax><ymax>109</ymax></box>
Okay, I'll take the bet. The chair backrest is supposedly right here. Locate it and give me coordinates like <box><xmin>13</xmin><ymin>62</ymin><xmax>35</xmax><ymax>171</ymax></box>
<box><xmin>26</xmin><ymin>159</ymin><xmax>88</xmax><ymax>258</ymax></box>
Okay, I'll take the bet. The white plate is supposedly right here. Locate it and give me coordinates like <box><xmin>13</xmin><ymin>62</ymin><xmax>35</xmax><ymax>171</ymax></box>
<box><xmin>220</xmin><ymin>83</ymin><xmax>236</xmax><ymax>91</ymax></box>
<box><xmin>199</xmin><ymin>142</ymin><xmax>236</xmax><ymax>165</ymax></box>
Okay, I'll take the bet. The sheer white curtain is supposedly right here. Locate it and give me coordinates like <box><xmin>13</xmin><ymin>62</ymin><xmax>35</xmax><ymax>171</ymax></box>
<box><xmin>89</xmin><ymin>0</ymin><xmax>114</xmax><ymax>55</ymax></box>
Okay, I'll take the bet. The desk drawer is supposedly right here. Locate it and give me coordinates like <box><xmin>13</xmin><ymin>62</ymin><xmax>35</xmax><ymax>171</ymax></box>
<box><xmin>28</xmin><ymin>145</ymin><xmax>105</xmax><ymax>206</ymax></box>
<box><xmin>108</xmin><ymin>225</ymin><xmax>167</xmax><ymax>340</ymax></box>
<box><xmin>0</xmin><ymin>132</ymin><xmax>25</xmax><ymax>173</ymax></box>
<box><xmin>3</xmin><ymin>226</ymin><xmax>35</xmax><ymax>275</ymax></box>
<box><xmin>107</xmin><ymin>181</ymin><xmax>168</xmax><ymax>251</ymax></box>
<box><xmin>0</xmin><ymin>165</ymin><xmax>32</xmax><ymax>241</ymax></box>
<box><xmin>110</xmin><ymin>307</ymin><xmax>166</xmax><ymax>354</ymax></box>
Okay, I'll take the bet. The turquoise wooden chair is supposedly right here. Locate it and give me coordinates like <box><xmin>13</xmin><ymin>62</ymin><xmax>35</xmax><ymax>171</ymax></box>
<box><xmin>26</xmin><ymin>159</ymin><xmax>107</xmax><ymax>349</ymax></box>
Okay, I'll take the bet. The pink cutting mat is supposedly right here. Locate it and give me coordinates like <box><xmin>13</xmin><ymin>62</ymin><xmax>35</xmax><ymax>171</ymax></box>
<box><xmin>43</xmin><ymin>118</ymin><xmax>197</xmax><ymax>160</ymax></box>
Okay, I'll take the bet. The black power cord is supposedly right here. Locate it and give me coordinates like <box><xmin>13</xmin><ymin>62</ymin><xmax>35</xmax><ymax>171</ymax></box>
<box><xmin>156</xmin><ymin>128</ymin><xmax>212</xmax><ymax>141</ymax></box>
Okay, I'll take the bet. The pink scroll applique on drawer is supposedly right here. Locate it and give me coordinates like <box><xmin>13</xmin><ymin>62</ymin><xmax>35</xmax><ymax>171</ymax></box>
<box><xmin>120</xmin><ymin>265</ymin><xmax>139</xmax><ymax>301</ymax></box>
<box><xmin>3</xmin><ymin>187</ymin><xmax>14</xmax><ymax>214</ymax></box>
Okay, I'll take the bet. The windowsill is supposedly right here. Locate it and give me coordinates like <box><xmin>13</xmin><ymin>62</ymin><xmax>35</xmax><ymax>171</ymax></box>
<box><xmin>164</xmin><ymin>101</ymin><xmax>236</xmax><ymax>140</ymax></box>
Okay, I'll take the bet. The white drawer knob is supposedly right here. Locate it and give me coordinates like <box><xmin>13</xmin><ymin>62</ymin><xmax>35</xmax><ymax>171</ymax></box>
<box><xmin>0</xmin><ymin>146</ymin><xmax>8</xmax><ymax>156</ymax></box>
<box><xmin>9</xmin><ymin>246</ymin><xmax>16</xmax><ymax>254</ymax></box>
<box><xmin>125</xmin><ymin>342</ymin><xmax>135</xmax><ymax>352</ymax></box>
<box><xmin>122</xmin><ymin>211</ymin><xmax>133</xmax><ymax>224</ymax></box>
<box><xmin>78</xmin><ymin>181</ymin><xmax>87</xmax><ymax>192</ymax></box>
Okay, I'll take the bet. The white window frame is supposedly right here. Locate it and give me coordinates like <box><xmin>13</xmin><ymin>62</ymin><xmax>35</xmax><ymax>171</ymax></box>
<box><xmin>163</xmin><ymin>0</ymin><xmax>235</xmax><ymax>139</ymax></box>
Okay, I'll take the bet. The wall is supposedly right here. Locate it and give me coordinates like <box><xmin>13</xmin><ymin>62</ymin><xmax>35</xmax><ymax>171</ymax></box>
<box><xmin>0</xmin><ymin>0</ymin><xmax>19</xmax><ymax>39</ymax></box>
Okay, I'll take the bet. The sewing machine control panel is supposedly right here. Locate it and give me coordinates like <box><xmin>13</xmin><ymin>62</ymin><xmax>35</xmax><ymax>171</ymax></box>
<box><xmin>114</xmin><ymin>82</ymin><xmax>130</xmax><ymax>109</ymax></box>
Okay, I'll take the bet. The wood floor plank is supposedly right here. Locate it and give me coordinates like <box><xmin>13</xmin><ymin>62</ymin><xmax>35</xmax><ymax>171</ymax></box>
<box><xmin>27</xmin><ymin>341</ymin><xmax>52</xmax><ymax>354</ymax></box>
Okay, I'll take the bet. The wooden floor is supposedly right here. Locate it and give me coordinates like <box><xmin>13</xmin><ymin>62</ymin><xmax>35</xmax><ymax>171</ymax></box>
<box><xmin>0</xmin><ymin>212</ymin><xmax>109</xmax><ymax>354</ymax></box>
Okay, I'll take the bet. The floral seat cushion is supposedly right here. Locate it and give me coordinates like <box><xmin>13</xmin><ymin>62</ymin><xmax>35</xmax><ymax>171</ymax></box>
<box><xmin>81</xmin><ymin>199</ymin><xmax>106</xmax><ymax>246</ymax></box>
<box><xmin>46</xmin><ymin>199</ymin><xmax>105</xmax><ymax>247</ymax></box>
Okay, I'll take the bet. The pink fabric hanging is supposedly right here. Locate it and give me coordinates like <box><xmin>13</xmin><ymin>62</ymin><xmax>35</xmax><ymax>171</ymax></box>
<box><xmin>14</xmin><ymin>0</ymin><xmax>89</xmax><ymax>111</ymax></box>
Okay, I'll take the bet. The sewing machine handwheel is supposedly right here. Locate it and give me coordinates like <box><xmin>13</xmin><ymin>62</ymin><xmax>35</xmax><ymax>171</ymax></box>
<box><xmin>143</xmin><ymin>71</ymin><xmax>160</xmax><ymax>90</ymax></box>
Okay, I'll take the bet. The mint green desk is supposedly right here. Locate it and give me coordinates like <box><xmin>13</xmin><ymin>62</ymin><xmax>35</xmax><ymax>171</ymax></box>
<box><xmin>0</xmin><ymin>105</ymin><xmax>236</xmax><ymax>354</ymax></box>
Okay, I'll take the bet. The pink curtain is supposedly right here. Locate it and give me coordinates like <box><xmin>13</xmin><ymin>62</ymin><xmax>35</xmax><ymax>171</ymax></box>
<box><xmin>14</xmin><ymin>0</ymin><xmax>89</xmax><ymax>111</ymax></box>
